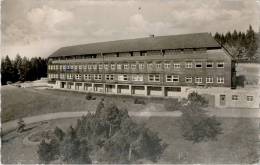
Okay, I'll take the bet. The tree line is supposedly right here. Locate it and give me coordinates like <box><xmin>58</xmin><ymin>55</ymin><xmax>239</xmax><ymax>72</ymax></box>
<box><xmin>214</xmin><ymin>25</ymin><xmax>258</xmax><ymax>62</ymax></box>
<box><xmin>1</xmin><ymin>54</ymin><xmax>48</xmax><ymax>85</ymax></box>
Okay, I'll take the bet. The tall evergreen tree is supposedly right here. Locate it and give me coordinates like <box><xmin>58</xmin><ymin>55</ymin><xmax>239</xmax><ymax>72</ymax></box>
<box><xmin>1</xmin><ymin>55</ymin><xmax>15</xmax><ymax>84</ymax></box>
<box><xmin>13</xmin><ymin>54</ymin><xmax>23</xmax><ymax>81</ymax></box>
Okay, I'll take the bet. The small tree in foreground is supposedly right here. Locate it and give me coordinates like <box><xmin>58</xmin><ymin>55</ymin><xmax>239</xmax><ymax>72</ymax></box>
<box><xmin>179</xmin><ymin>92</ymin><xmax>222</xmax><ymax>143</ymax></box>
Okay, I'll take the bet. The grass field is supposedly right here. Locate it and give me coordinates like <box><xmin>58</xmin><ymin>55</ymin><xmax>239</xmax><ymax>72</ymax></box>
<box><xmin>1</xmin><ymin>85</ymin><xmax>167</xmax><ymax>122</ymax></box>
<box><xmin>1</xmin><ymin>85</ymin><xmax>259</xmax><ymax>164</ymax></box>
<box><xmin>2</xmin><ymin>116</ymin><xmax>258</xmax><ymax>164</ymax></box>
<box><xmin>138</xmin><ymin>117</ymin><xmax>259</xmax><ymax>164</ymax></box>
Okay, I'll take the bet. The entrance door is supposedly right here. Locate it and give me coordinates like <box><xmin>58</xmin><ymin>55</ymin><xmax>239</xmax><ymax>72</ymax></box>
<box><xmin>220</xmin><ymin>95</ymin><xmax>226</xmax><ymax>106</ymax></box>
<box><xmin>61</xmin><ymin>82</ymin><xmax>65</xmax><ymax>88</ymax></box>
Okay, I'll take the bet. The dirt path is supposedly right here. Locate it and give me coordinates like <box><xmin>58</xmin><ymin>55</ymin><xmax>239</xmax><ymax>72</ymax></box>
<box><xmin>2</xmin><ymin>108</ymin><xmax>260</xmax><ymax>135</ymax></box>
<box><xmin>1</xmin><ymin>111</ymin><xmax>182</xmax><ymax>134</ymax></box>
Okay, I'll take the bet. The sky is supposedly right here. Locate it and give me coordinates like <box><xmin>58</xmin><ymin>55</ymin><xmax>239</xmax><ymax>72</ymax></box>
<box><xmin>1</xmin><ymin>0</ymin><xmax>259</xmax><ymax>59</ymax></box>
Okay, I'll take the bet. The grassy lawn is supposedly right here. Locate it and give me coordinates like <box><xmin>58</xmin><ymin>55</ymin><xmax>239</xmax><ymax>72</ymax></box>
<box><xmin>2</xmin><ymin>85</ymin><xmax>168</xmax><ymax>122</ymax></box>
<box><xmin>135</xmin><ymin>116</ymin><xmax>259</xmax><ymax>164</ymax></box>
<box><xmin>2</xmin><ymin>84</ymin><xmax>259</xmax><ymax>163</ymax></box>
<box><xmin>2</xmin><ymin>116</ymin><xmax>258</xmax><ymax>164</ymax></box>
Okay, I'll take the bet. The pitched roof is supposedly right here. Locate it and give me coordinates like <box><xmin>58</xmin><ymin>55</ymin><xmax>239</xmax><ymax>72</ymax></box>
<box><xmin>49</xmin><ymin>33</ymin><xmax>220</xmax><ymax>58</ymax></box>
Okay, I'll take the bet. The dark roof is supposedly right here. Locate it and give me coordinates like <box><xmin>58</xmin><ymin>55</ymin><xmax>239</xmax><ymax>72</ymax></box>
<box><xmin>49</xmin><ymin>33</ymin><xmax>220</xmax><ymax>58</ymax></box>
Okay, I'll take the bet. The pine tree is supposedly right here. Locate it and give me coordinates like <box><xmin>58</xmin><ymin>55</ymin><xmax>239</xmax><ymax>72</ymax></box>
<box><xmin>1</xmin><ymin>55</ymin><xmax>15</xmax><ymax>84</ymax></box>
<box><xmin>13</xmin><ymin>54</ymin><xmax>22</xmax><ymax>81</ymax></box>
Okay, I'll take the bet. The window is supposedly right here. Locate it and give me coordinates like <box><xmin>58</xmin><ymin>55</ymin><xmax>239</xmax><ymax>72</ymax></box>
<box><xmin>217</xmin><ymin>77</ymin><xmax>224</xmax><ymax>83</ymax></box>
<box><xmin>75</xmin><ymin>74</ymin><xmax>82</xmax><ymax>80</ymax></box>
<box><xmin>83</xmin><ymin>65</ymin><xmax>87</xmax><ymax>71</ymax></box>
<box><xmin>67</xmin><ymin>74</ymin><xmax>73</xmax><ymax>79</ymax></box>
<box><xmin>164</xmin><ymin>63</ymin><xmax>170</xmax><ymax>69</ymax></box>
<box><xmin>66</xmin><ymin>65</ymin><xmax>70</xmax><ymax>70</ymax></box>
<box><xmin>247</xmin><ymin>96</ymin><xmax>253</xmax><ymax>101</ymax></box>
<box><xmin>60</xmin><ymin>65</ymin><xmax>63</xmax><ymax>71</ymax></box>
<box><xmin>166</xmin><ymin>75</ymin><xmax>179</xmax><ymax>82</ymax></box>
<box><xmin>84</xmin><ymin>74</ymin><xmax>92</xmax><ymax>80</ymax></box>
<box><xmin>139</xmin><ymin>63</ymin><xmax>144</xmax><ymax>70</ymax></box>
<box><xmin>71</xmin><ymin>65</ymin><xmax>74</xmax><ymax>70</ymax></box>
<box><xmin>131</xmin><ymin>64</ymin><xmax>136</xmax><ymax>70</ymax></box>
<box><xmin>99</xmin><ymin>64</ymin><xmax>103</xmax><ymax>70</ymax></box>
<box><xmin>105</xmin><ymin>74</ymin><xmax>114</xmax><ymax>81</ymax></box>
<box><xmin>74</xmin><ymin>65</ymin><xmax>78</xmax><ymax>71</ymax></box>
<box><xmin>232</xmin><ymin>95</ymin><xmax>238</xmax><ymax>101</ymax></box>
<box><xmin>63</xmin><ymin>65</ymin><xmax>66</xmax><ymax>71</ymax></box>
<box><xmin>124</xmin><ymin>64</ymin><xmax>129</xmax><ymax>70</ymax></box>
<box><xmin>147</xmin><ymin>63</ymin><xmax>153</xmax><ymax>69</ymax></box>
<box><xmin>88</xmin><ymin>65</ymin><xmax>92</xmax><ymax>69</ymax></box>
<box><xmin>206</xmin><ymin>76</ymin><xmax>213</xmax><ymax>83</ymax></box>
<box><xmin>111</xmin><ymin>64</ymin><xmax>115</xmax><ymax>70</ymax></box>
<box><xmin>195</xmin><ymin>77</ymin><xmax>203</xmax><ymax>83</ymax></box>
<box><xmin>173</xmin><ymin>63</ymin><xmax>180</xmax><ymax>69</ymax></box>
<box><xmin>117</xmin><ymin>64</ymin><xmax>122</xmax><ymax>70</ymax></box>
<box><xmin>94</xmin><ymin>74</ymin><xmax>102</xmax><ymax>80</ymax></box>
<box><xmin>156</xmin><ymin>63</ymin><xmax>161</xmax><ymax>69</ymax></box>
<box><xmin>60</xmin><ymin>74</ymin><xmax>65</xmax><ymax>79</ymax></box>
<box><xmin>118</xmin><ymin>74</ymin><xmax>128</xmax><ymax>81</ymax></box>
<box><xmin>185</xmin><ymin>77</ymin><xmax>192</xmax><ymax>83</ymax></box>
<box><xmin>206</xmin><ymin>62</ymin><xmax>213</xmax><ymax>68</ymax></box>
<box><xmin>93</xmin><ymin>65</ymin><xmax>97</xmax><ymax>70</ymax></box>
<box><xmin>123</xmin><ymin>75</ymin><xmax>128</xmax><ymax>81</ymax></box>
<box><xmin>132</xmin><ymin>74</ymin><xmax>143</xmax><ymax>81</ymax></box>
<box><xmin>195</xmin><ymin>62</ymin><xmax>202</xmax><ymax>68</ymax></box>
<box><xmin>148</xmin><ymin>74</ymin><xmax>160</xmax><ymax>82</ymax></box>
<box><xmin>185</xmin><ymin>62</ymin><xmax>193</xmax><ymax>68</ymax></box>
<box><xmin>104</xmin><ymin>64</ymin><xmax>109</xmax><ymax>70</ymax></box>
<box><xmin>217</xmin><ymin>62</ymin><xmax>224</xmax><ymax>68</ymax></box>
<box><xmin>79</xmin><ymin>65</ymin><xmax>82</xmax><ymax>70</ymax></box>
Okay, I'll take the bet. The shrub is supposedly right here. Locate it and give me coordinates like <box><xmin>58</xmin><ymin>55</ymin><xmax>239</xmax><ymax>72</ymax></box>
<box><xmin>179</xmin><ymin>105</ymin><xmax>222</xmax><ymax>143</ymax></box>
<box><xmin>134</xmin><ymin>98</ymin><xmax>146</xmax><ymax>105</ymax></box>
<box><xmin>187</xmin><ymin>92</ymin><xmax>208</xmax><ymax>107</ymax></box>
<box><xmin>37</xmin><ymin>139</ymin><xmax>59</xmax><ymax>164</ymax></box>
<box><xmin>54</xmin><ymin>127</ymin><xmax>65</xmax><ymax>141</ymax></box>
<box><xmin>85</xmin><ymin>93</ymin><xmax>92</xmax><ymax>100</ymax></box>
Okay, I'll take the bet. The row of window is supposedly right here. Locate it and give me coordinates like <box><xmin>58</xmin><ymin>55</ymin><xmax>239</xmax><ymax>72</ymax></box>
<box><xmin>48</xmin><ymin>74</ymin><xmax>225</xmax><ymax>84</ymax></box>
<box><xmin>48</xmin><ymin>61</ymin><xmax>225</xmax><ymax>71</ymax></box>
<box><xmin>232</xmin><ymin>95</ymin><xmax>254</xmax><ymax>101</ymax></box>
<box><xmin>231</xmin><ymin>95</ymin><xmax>254</xmax><ymax>101</ymax></box>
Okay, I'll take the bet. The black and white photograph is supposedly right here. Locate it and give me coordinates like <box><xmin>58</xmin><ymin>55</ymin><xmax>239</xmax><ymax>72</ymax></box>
<box><xmin>1</xmin><ymin>0</ymin><xmax>260</xmax><ymax>164</ymax></box>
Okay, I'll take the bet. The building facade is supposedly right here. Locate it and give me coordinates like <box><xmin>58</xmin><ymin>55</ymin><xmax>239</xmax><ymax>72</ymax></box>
<box><xmin>48</xmin><ymin>33</ymin><xmax>236</xmax><ymax>98</ymax></box>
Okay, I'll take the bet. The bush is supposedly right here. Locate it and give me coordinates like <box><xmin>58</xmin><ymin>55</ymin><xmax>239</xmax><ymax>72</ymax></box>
<box><xmin>134</xmin><ymin>98</ymin><xmax>146</xmax><ymax>105</ymax></box>
<box><xmin>54</xmin><ymin>127</ymin><xmax>65</xmax><ymax>141</ymax></box>
<box><xmin>187</xmin><ymin>92</ymin><xmax>208</xmax><ymax>107</ymax></box>
<box><xmin>37</xmin><ymin>139</ymin><xmax>60</xmax><ymax>164</ymax></box>
<box><xmin>85</xmin><ymin>93</ymin><xmax>92</xmax><ymax>100</ymax></box>
<box><xmin>179</xmin><ymin>104</ymin><xmax>222</xmax><ymax>143</ymax></box>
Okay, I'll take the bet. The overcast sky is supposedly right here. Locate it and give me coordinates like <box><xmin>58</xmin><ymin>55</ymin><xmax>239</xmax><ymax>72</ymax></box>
<box><xmin>1</xmin><ymin>0</ymin><xmax>259</xmax><ymax>59</ymax></box>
